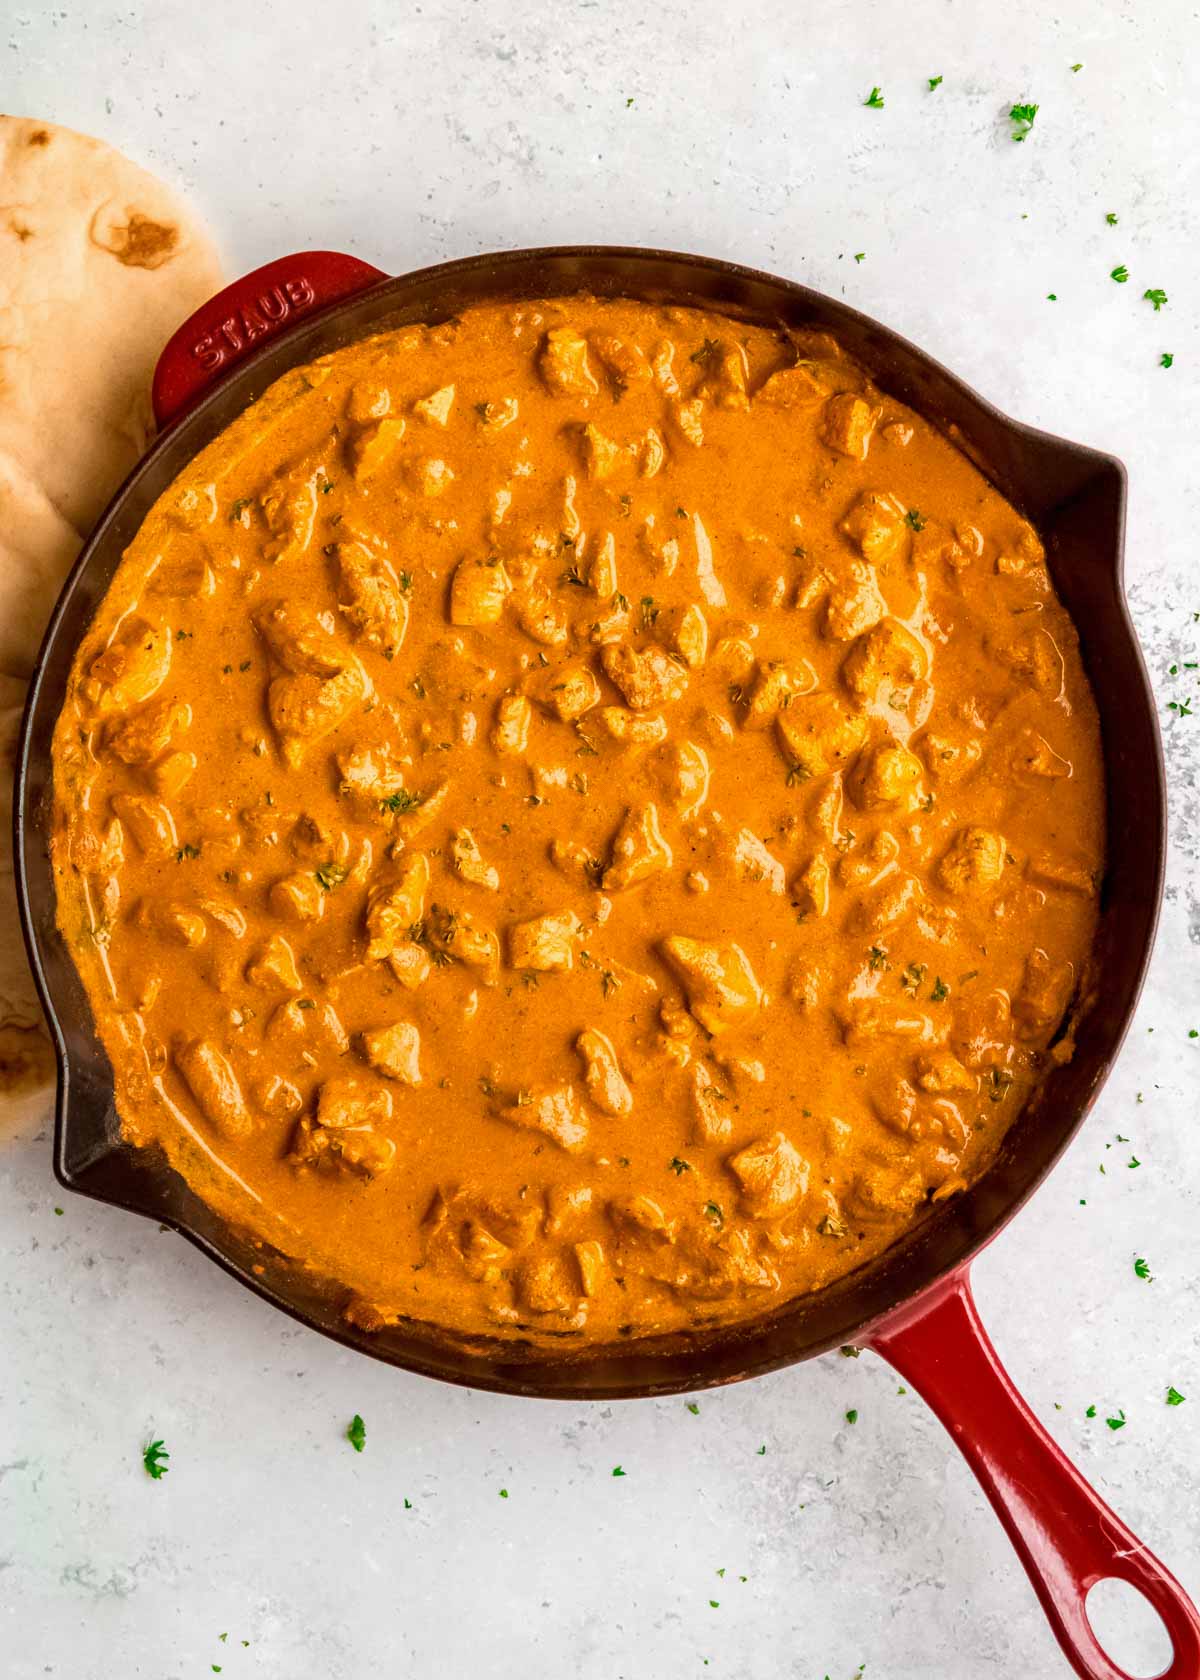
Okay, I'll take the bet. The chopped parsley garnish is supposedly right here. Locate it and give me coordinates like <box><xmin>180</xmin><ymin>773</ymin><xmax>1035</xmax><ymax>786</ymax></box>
<box><xmin>904</xmin><ymin>508</ymin><xmax>926</xmax><ymax>531</ymax></box>
<box><xmin>612</xmin><ymin>1465</ymin><xmax>626</xmax><ymax>1477</ymax></box>
<box><xmin>315</xmin><ymin>861</ymin><xmax>349</xmax><ymax>891</ymax></box>
<box><xmin>867</xmin><ymin>945</ymin><xmax>889</xmax><ymax>971</ymax></box>
<box><xmin>1009</xmin><ymin>101</ymin><xmax>1038</xmax><ymax>141</ymax></box>
<box><xmin>1168</xmin><ymin>698</ymin><xmax>1194</xmax><ymax>717</ymax></box>
<box><xmin>863</xmin><ymin>86</ymin><xmax>885</xmax><ymax>109</ymax></box>
<box><xmin>1086</xmin><ymin>1404</ymin><xmax>1097</xmax><ymax>1418</ymax></box>
<box><xmin>346</xmin><ymin>1414</ymin><xmax>366</xmax><ymax>1453</ymax></box>
<box><xmin>669</xmin><ymin>1157</ymin><xmax>692</xmax><ymax>1175</ymax></box>
<box><xmin>853</xmin><ymin>252</ymin><xmax>865</xmax><ymax>264</ymax></box>
<box><xmin>928</xmin><ymin>75</ymin><xmax>943</xmax><ymax>90</ymax></box>
<box><xmin>817</xmin><ymin>1213</ymin><xmax>847</xmax><ymax>1237</ymax></box>
<box><xmin>639</xmin><ymin>595</ymin><xmax>660</xmax><ymax>630</ymax></box>
<box><xmin>143</xmin><ymin>1439</ymin><xmax>170</xmax><ymax>1480</ymax></box>
<box><xmin>1105</xmin><ymin>212</ymin><xmax>1118</xmax><ymax>226</ymax></box>
<box><xmin>1106</xmin><ymin>1409</ymin><xmax>1126</xmax><ymax>1431</ymax></box>
<box><xmin>380</xmin><ymin>788</ymin><xmax>424</xmax><ymax>815</ymax></box>
<box><xmin>845</xmin><ymin>1409</ymin><xmax>858</xmax><ymax>1424</ymax></box>
<box><xmin>398</xmin><ymin>571</ymin><xmax>413</xmax><ymax>592</ymax></box>
<box><xmin>1144</xmin><ymin>288</ymin><xmax>1168</xmax><ymax>311</ymax></box>
<box><xmin>929</xmin><ymin>976</ymin><xmax>949</xmax><ymax>1003</ymax></box>
<box><xmin>175</xmin><ymin>843</ymin><xmax>200</xmax><ymax>861</ymax></box>
<box><xmin>1134</xmin><ymin>1256</ymin><xmax>1152</xmax><ymax>1280</ymax></box>
<box><xmin>1070</xmin><ymin>62</ymin><xmax>1083</xmax><ymax>72</ymax></box>
<box><xmin>1161</xmin><ymin>352</ymin><xmax>1174</xmax><ymax>368</ymax></box>
<box><xmin>686</xmin><ymin>1402</ymin><xmax>700</xmax><ymax>1415</ymax></box>
<box><xmin>1110</xmin><ymin>265</ymin><xmax>1129</xmax><ymax>285</ymax></box>
<box><xmin>1166</xmin><ymin>1386</ymin><xmax>1186</xmax><ymax>1406</ymax></box>
<box><xmin>988</xmin><ymin>1068</ymin><xmax>1014</xmax><ymax>1102</ymax></box>
<box><xmin>702</xmin><ymin>1200</ymin><xmax>724</xmax><ymax>1227</ymax></box>
<box><xmin>499</xmin><ymin>1487</ymin><xmax>508</xmax><ymax>1498</ymax></box>
<box><xmin>785</xmin><ymin>760</ymin><xmax>811</xmax><ymax>787</ymax></box>
<box><xmin>230</xmin><ymin>497</ymin><xmax>252</xmax><ymax>522</ymax></box>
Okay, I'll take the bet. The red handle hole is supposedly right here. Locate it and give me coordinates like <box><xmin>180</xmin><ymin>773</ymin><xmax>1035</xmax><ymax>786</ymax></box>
<box><xmin>1086</xmin><ymin>1578</ymin><xmax>1174</xmax><ymax>1678</ymax></box>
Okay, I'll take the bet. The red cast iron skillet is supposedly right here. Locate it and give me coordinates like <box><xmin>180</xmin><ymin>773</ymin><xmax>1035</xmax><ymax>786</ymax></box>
<box><xmin>15</xmin><ymin>246</ymin><xmax>1199</xmax><ymax>1679</ymax></box>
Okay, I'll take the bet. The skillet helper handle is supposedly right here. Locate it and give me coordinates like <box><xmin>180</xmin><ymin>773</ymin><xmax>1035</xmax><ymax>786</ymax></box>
<box><xmin>152</xmin><ymin>250</ymin><xmax>387</xmax><ymax>429</ymax></box>
<box><xmin>870</xmin><ymin>1272</ymin><xmax>1200</xmax><ymax>1680</ymax></box>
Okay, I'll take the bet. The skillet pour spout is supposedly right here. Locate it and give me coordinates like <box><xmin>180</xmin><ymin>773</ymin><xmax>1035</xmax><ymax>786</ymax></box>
<box><xmin>16</xmin><ymin>245</ymin><xmax>1194</xmax><ymax>1678</ymax></box>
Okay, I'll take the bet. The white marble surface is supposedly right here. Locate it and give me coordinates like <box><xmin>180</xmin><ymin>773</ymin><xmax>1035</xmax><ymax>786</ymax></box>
<box><xmin>4</xmin><ymin>3</ymin><xmax>1199</xmax><ymax>1676</ymax></box>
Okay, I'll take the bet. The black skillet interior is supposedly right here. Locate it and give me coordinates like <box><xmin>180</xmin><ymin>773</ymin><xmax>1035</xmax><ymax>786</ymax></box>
<box><xmin>15</xmin><ymin>247</ymin><xmax>1165</xmax><ymax>1397</ymax></box>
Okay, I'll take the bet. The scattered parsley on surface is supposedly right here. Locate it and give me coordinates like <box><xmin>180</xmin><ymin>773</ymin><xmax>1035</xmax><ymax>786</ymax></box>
<box><xmin>612</xmin><ymin>1465</ymin><xmax>626</xmax><ymax>1478</ymax></box>
<box><xmin>929</xmin><ymin>976</ymin><xmax>949</xmax><ymax>1003</ymax></box>
<box><xmin>315</xmin><ymin>861</ymin><xmax>349</xmax><ymax>891</ymax></box>
<box><xmin>686</xmin><ymin>1402</ymin><xmax>700</xmax><ymax>1415</ymax></box>
<box><xmin>1106</xmin><ymin>1409</ymin><xmax>1127</xmax><ymax>1431</ymax></box>
<box><xmin>1161</xmin><ymin>352</ymin><xmax>1174</xmax><ymax>368</ymax></box>
<box><xmin>845</xmin><ymin>1409</ymin><xmax>858</xmax><ymax>1424</ymax></box>
<box><xmin>499</xmin><ymin>1487</ymin><xmax>509</xmax><ymax>1498</ymax></box>
<box><xmin>1070</xmin><ymin>62</ymin><xmax>1083</xmax><ymax>72</ymax></box>
<box><xmin>346</xmin><ymin>1414</ymin><xmax>366</xmax><ymax>1453</ymax></box>
<box><xmin>1105</xmin><ymin>212</ymin><xmax>1119</xmax><ymax>225</ymax></box>
<box><xmin>1086</xmin><ymin>1404</ymin><xmax>1097</xmax><ymax>1418</ymax></box>
<box><xmin>863</xmin><ymin>86</ymin><xmax>884</xmax><ymax>109</ymax></box>
<box><xmin>1009</xmin><ymin>101</ymin><xmax>1038</xmax><ymax>141</ymax></box>
<box><xmin>53</xmin><ymin>1206</ymin><xmax>63</xmax><ymax>1216</ymax></box>
<box><xmin>1128</xmin><ymin>1157</ymin><xmax>1141</xmax><ymax>1169</ymax></box>
<box><xmin>1110</xmin><ymin>265</ymin><xmax>1129</xmax><ymax>285</ymax></box>
<box><xmin>756</xmin><ymin>1444</ymin><xmax>767</xmax><ymax>1455</ymax></box>
<box><xmin>1167</xmin><ymin>1387</ymin><xmax>1186</xmax><ymax>1406</ymax></box>
<box><xmin>904</xmin><ymin>508</ymin><xmax>926</xmax><ymax>531</ymax></box>
<box><xmin>142</xmin><ymin>1439</ymin><xmax>170</xmax><ymax>1480</ymax></box>
<box><xmin>928</xmin><ymin>75</ymin><xmax>943</xmax><ymax>90</ymax></box>
<box><xmin>1134</xmin><ymin>1257</ymin><xmax>1152</xmax><ymax>1281</ymax></box>
<box><xmin>1144</xmin><ymin>288</ymin><xmax>1168</xmax><ymax>310</ymax></box>
<box><xmin>669</xmin><ymin>1157</ymin><xmax>692</xmax><ymax>1175</ymax></box>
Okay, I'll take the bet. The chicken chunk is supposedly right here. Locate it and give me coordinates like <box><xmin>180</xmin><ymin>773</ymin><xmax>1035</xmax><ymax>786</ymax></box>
<box><xmin>268</xmin><ymin>663</ymin><xmax>370</xmax><ymax>769</ymax></box>
<box><xmin>318</xmin><ymin>1076</ymin><xmax>394</xmax><ymax>1130</ymax></box>
<box><xmin>334</xmin><ymin>541</ymin><xmax>409</xmax><ymax>658</ymax></box>
<box><xmin>254</xmin><ymin>598</ymin><xmax>345</xmax><ymax>677</ymax></box>
<box><xmin>852</xmin><ymin>742</ymin><xmax>925</xmax><ymax>810</ymax></box>
<box><xmin>755</xmin><ymin>360</ymin><xmax>835</xmax><ymax>408</ymax></box>
<box><xmin>730</xmin><ymin>828</ymin><xmax>785</xmax><ymax>893</ymax></box>
<box><xmin>289</xmin><ymin>1119</ymin><xmax>396</xmax><ymax>1179</ymax></box>
<box><xmin>362</xmin><ymin>1021</ymin><xmax>423</xmax><ymax>1084</ymax></box>
<box><xmin>576</xmin><ymin>1029</ymin><xmax>633</xmax><ymax>1117</ymax></box>
<box><xmin>538</xmin><ymin>327</ymin><xmax>598</xmax><ymax>397</ymax></box>
<box><xmin>508</xmin><ymin>910</ymin><xmax>581</xmax><ymax>972</ymax></box>
<box><xmin>603</xmin><ymin>803</ymin><xmax>673</xmax><ymax>891</ymax></box>
<box><xmin>742</xmin><ymin>659</ymin><xmax>818</xmax><ymax>728</ymax></box>
<box><xmin>601</xmin><ymin>642</ymin><xmax>689</xmax><ymax>711</ymax></box>
<box><xmin>498</xmin><ymin>1084</ymin><xmax>588</xmax><ymax>1152</ymax></box>
<box><xmin>821</xmin><ymin>393</ymin><xmax>882</xmax><ymax>460</ymax></box>
<box><xmin>83</xmin><ymin>618</ymin><xmax>172</xmax><ymax>715</ymax></box>
<box><xmin>659</xmin><ymin>935</ymin><xmax>762</xmax><ymax>1035</ymax></box>
<box><xmin>348</xmin><ymin>415</ymin><xmax>406</xmax><ymax>481</ymax></box>
<box><xmin>1012</xmin><ymin>948</ymin><xmax>1074</xmax><ymax>1038</ymax></box>
<box><xmin>841</xmin><ymin>617</ymin><xmax>929</xmax><ymax>703</ymax></box>
<box><xmin>451</xmin><ymin>828</ymin><xmax>500</xmax><ymax>891</ymax></box>
<box><xmin>449</xmin><ymin>556</ymin><xmax>512</xmax><ymax>626</ymax></box>
<box><xmin>791</xmin><ymin>851</ymin><xmax>831</xmax><ymax>919</ymax></box>
<box><xmin>728</xmin><ymin>1132</ymin><xmax>810</xmax><ymax>1217</ymax></box>
<box><xmin>823</xmin><ymin>561</ymin><xmax>887</xmax><ymax>641</ymax></box>
<box><xmin>337</xmin><ymin>744</ymin><xmax>409</xmax><ymax>817</ymax></box>
<box><xmin>838</xmin><ymin>491</ymin><xmax>908</xmax><ymax>564</ymax></box>
<box><xmin>110</xmin><ymin>792</ymin><xmax>178</xmax><ymax>859</ymax></box>
<box><xmin>580</xmin><ymin>422</ymin><xmax>623</xmax><ymax>479</ymax></box>
<box><xmin>938</xmin><ymin>827</ymin><xmax>1006</xmax><ymax>896</ymax></box>
<box><xmin>412</xmin><ymin>384</ymin><xmax>455</xmax><ymax>426</ymax></box>
<box><xmin>776</xmin><ymin>692</ymin><xmax>869</xmax><ymax>780</ymax></box>
<box><xmin>175</xmin><ymin>1039</ymin><xmax>251</xmax><ymax>1138</ymax></box>
<box><xmin>245</xmin><ymin>933</ymin><xmax>303</xmax><ymax>992</ymax></box>
<box><xmin>542</xmin><ymin>662</ymin><xmax>601</xmax><ymax>721</ymax></box>
<box><xmin>646</xmin><ymin>739</ymin><xmax>710</xmax><ymax>819</ymax></box>
<box><xmin>426</xmin><ymin>903</ymin><xmax>501</xmax><ymax>982</ymax></box>
<box><xmin>365</xmin><ymin>854</ymin><xmax>430</xmax><ymax>961</ymax></box>
<box><xmin>105</xmin><ymin>698</ymin><xmax>192</xmax><ymax>766</ymax></box>
<box><xmin>596</xmin><ymin>706</ymin><xmax>669</xmax><ymax>746</ymax></box>
<box><xmin>491</xmin><ymin>693</ymin><xmax>532</xmax><ymax>755</ymax></box>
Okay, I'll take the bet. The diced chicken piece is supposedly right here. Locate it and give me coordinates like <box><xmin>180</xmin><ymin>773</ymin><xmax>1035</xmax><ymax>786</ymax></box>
<box><xmin>575</xmin><ymin>1028</ymin><xmax>633</xmax><ymax>1117</ymax></box>
<box><xmin>730</xmin><ymin>828</ymin><xmax>785</xmax><ymax>893</ymax></box>
<box><xmin>646</xmin><ymin>739</ymin><xmax>709</xmax><ymax>820</ymax></box>
<box><xmin>254</xmin><ymin>598</ymin><xmax>345</xmax><ymax>676</ymax></box>
<box><xmin>406</xmin><ymin>456</ymin><xmax>453</xmax><ymax>497</ymax></box>
<box><xmin>638</xmin><ymin>514</ymin><xmax>680</xmax><ymax>576</ymax></box>
<box><xmin>1010</xmin><ymin>728</ymin><xmax>1072</xmax><ymax>779</ymax></box>
<box><xmin>580</xmin><ymin>422</ymin><xmax>623</xmax><ymax>480</ymax></box>
<box><xmin>839</xmin><ymin>1002</ymin><xmax>936</xmax><ymax>1047</ymax></box>
<box><xmin>538</xmin><ymin>327</ymin><xmax>598</xmax><ymax>397</ymax></box>
<box><xmin>601</xmin><ymin>642</ymin><xmax>688</xmax><ymax>710</ymax></box>
<box><xmin>608</xmin><ymin>1193</ymin><xmax>673</xmax><ymax>1236</ymax></box>
<box><xmin>334</xmin><ymin>542</ymin><xmax>409</xmax><ymax>658</ymax></box>
<box><xmin>137</xmin><ymin>900</ymin><xmax>207</xmax><ymax>947</ymax></box>
<box><xmin>597</xmin><ymin>706</ymin><xmax>669</xmax><ymax>746</ymax></box>
<box><xmin>509</xmin><ymin>910</ymin><xmax>581</xmax><ymax>972</ymax></box>
<box><xmin>850</xmin><ymin>1165</ymin><xmax>926</xmax><ymax>1221</ymax></box>
<box><xmin>574</xmin><ymin>1240</ymin><xmax>606</xmax><ymax>1296</ymax></box>
<box><xmin>426</xmin><ymin>903</ymin><xmax>500</xmax><ymax>982</ymax></box>
<box><xmin>544</xmin><ymin>1184</ymin><xmax>595</xmax><ymax>1237</ymax></box>
<box><xmin>268</xmin><ymin>872</ymin><xmax>326</xmax><ymax>923</ymax></box>
<box><xmin>362</xmin><ymin>1021</ymin><xmax>422</xmax><ymax>1084</ymax></box>
<box><xmin>837</xmin><ymin>829</ymin><xmax>900</xmax><ymax>889</ymax></box>
<box><xmin>348</xmin><ymin>415</ymin><xmax>407</xmax><ymax>481</ymax></box>
<box><xmin>449</xmin><ymin>555</ymin><xmax>512</xmax><ymax>626</ymax></box>
<box><xmin>660</xmin><ymin>936</ymin><xmax>762</xmax><ymax>1035</ymax></box>
<box><xmin>712</xmin><ymin>634</ymin><xmax>757</xmax><ymax>683</ymax></box>
<box><xmin>811</xmin><ymin>776</ymin><xmax>845</xmax><ymax>843</ymax></box>
<box><xmin>261</xmin><ymin>469</ymin><xmax>320</xmax><ymax>563</ymax></box>
<box><xmin>1012</xmin><ymin>949</ymin><xmax>1074</xmax><ymax>1038</ymax></box>
<box><xmin>105</xmin><ymin>698</ymin><xmax>192</xmax><ymax>765</ymax></box>
<box><xmin>318</xmin><ymin>1076</ymin><xmax>394</xmax><ymax>1130</ymax></box>
<box><xmin>651</xmin><ymin>339</ymin><xmax>679</xmax><ymax>395</ymax></box>
<box><xmin>83</xmin><ymin>618</ymin><xmax>172</xmax><ymax>714</ymax></box>
<box><xmin>268</xmin><ymin>663</ymin><xmax>370</xmax><ymax>769</ymax></box>
<box><xmin>583</xmin><ymin>531</ymin><xmax>618</xmax><ymax>597</ymax></box>
<box><xmin>603</xmin><ymin>803</ymin><xmax>672</xmax><ymax>891</ymax></box>
<box><xmin>921</xmin><ymin>732</ymin><xmax>982</xmax><ymax>782</ymax></box>
<box><xmin>668</xmin><ymin>603</ymin><xmax>707</xmax><ymax>668</ymax></box>
<box><xmin>673</xmin><ymin>398</ymin><xmax>704</xmax><ymax>445</ymax></box>
<box><xmin>365</xmin><ymin>854</ymin><xmax>430</xmax><ymax>961</ymax></box>
<box><xmin>1026</xmin><ymin>855</ymin><xmax>1096</xmax><ymax>897</ymax></box>
<box><xmin>838</xmin><ymin>491</ymin><xmax>908</xmax><ymax>564</ymax></box>
<box><xmin>149</xmin><ymin>751</ymin><xmax>197</xmax><ymax>798</ymax></box>
<box><xmin>728</xmin><ymin>1132</ymin><xmax>810</xmax><ymax>1218</ymax></box>
<box><xmin>990</xmin><ymin>627</ymin><xmax>1065</xmax><ymax>699</ymax></box>
<box><xmin>245</xmin><ymin>933</ymin><xmax>303</xmax><ymax>992</ymax></box>
<box><xmin>451</xmin><ymin>828</ymin><xmax>500</xmax><ymax>891</ymax></box>
<box><xmin>499</xmin><ymin>1084</ymin><xmax>588</xmax><ymax>1152</ymax></box>
<box><xmin>914</xmin><ymin>1051</ymin><xmax>977</xmax><ymax>1095</ymax></box>
<box><xmin>175</xmin><ymin>1039</ymin><xmax>251</xmax><ymax>1138</ymax></box>
<box><xmin>413</xmin><ymin>384</ymin><xmax>455</xmax><ymax>426</ymax></box>
<box><xmin>821</xmin><ymin>393</ymin><xmax>881</xmax><ymax>460</ymax></box>
<box><xmin>776</xmin><ymin>692</ymin><xmax>869</xmax><ymax>780</ymax></box>
<box><xmin>346</xmin><ymin>382</ymin><xmax>391</xmax><ymax>422</ymax></box>
<box><xmin>791</xmin><ymin>851</ymin><xmax>831</xmax><ymax>919</ymax></box>
<box><xmin>823</xmin><ymin>561</ymin><xmax>887</xmax><ymax>641</ymax></box>
<box><xmin>289</xmin><ymin>1118</ymin><xmax>396</xmax><ymax>1179</ymax></box>
<box><xmin>938</xmin><ymin>827</ymin><xmax>1006</xmax><ymax>896</ymax></box>
<box><xmin>852</xmin><ymin>741</ymin><xmax>925</xmax><ymax>810</ymax></box>
<box><xmin>755</xmin><ymin>360</ymin><xmax>834</xmax><ymax>407</ymax></box>
<box><xmin>391</xmin><ymin>777</ymin><xmax>450</xmax><ymax>842</ymax></box>
<box><xmin>110</xmin><ymin>792</ymin><xmax>178</xmax><ymax>859</ymax></box>
<box><xmin>517</xmin><ymin>1256</ymin><xmax>581</xmax><ymax>1317</ymax></box>
<box><xmin>266</xmin><ymin>997</ymin><xmax>348</xmax><ymax>1056</ymax></box>
<box><xmin>639</xmin><ymin>427</ymin><xmax>667</xmax><ymax>477</ymax></box>
<box><xmin>687</xmin><ymin>1061</ymin><xmax>732</xmax><ymax>1142</ymax></box>
<box><xmin>846</xmin><ymin>870</ymin><xmax>923</xmax><ymax>935</ymax></box>
<box><xmin>491</xmin><ymin>693</ymin><xmax>532</xmax><ymax>755</ymax></box>
<box><xmin>951</xmin><ymin>989</ymin><xmax>1012</xmax><ymax>1070</ymax></box>
<box><xmin>697</xmin><ymin>340</ymin><xmax>750</xmax><ymax>410</ymax></box>
<box><xmin>337</xmin><ymin>744</ymin><xmax>408</xmax><ymax>817</ymax></box>
<box><xmin>388</xmin><ymin>943</ymin><xmax>432</xmax><ymax>990</ymax></box>
<box><xmin>841</xmin><ymin>617</ymin><xmax>929</xmax><ymax>703</ymax></box>
<box><xmin>591</xmin><ymin>333</ymin><xmax>652</xmax><ymax>391</ymax></box>
<box><xmin>542</xmin><ymin>662</ymin><xmax>601</xmax><ymax>721</ymax></box>
<box><xmin>742</xmin><ymin>659</ymin><xmax>817</xmax><ymax>728</ymax></box>
<box><xmin>514</xmin><ymin>580</ymin><xmax>569</xmax><ymax>647</ymax></box>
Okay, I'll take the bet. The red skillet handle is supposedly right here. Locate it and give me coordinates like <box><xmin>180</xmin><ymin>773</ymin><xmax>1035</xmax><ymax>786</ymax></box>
<box><xmin>152</xmin><ymin>250</ymin><xmax>388</xmax><ymax>429</ymax></box>
<box><xmin>870</xmin><ymin>1271</ymin><xmax>1200</xmax><ymax>1679</ymax></box>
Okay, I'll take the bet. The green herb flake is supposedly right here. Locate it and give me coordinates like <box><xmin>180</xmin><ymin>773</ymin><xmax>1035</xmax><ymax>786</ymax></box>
<box><xmin>230</xmin><ymin>497</ymin><xmax>252</xmax><ymax>523</ymax></box>
<box><xmin>142</xmin><ymin>1439</ymin><xmax>170</xmax><ymax>1480</ymax></box>
<box><xmin>904</xmin><ymin>508</ymin><xmax>926</xmax><ymax>531</ymax></box>
<box><xmin>853</xmin><ymin>252</ymin><xmax>866</xmax><ymax>264</ymax></box>
<box><xmin>686</xmin><ymin>1402</ymin><xmax>700</xmax><ymax>1415</ymax></box>
<box><xmin>1009</xmin><ymin>101</ymin><xmax>1038</xmax><ymax>141</ymax></box>
<box><xmin>863</xmin><ymin>86</ymin><xmax>885</xmax><ymax>109</ymax></box>
<box><xmin>398</xmin><ymin>571</ymin><xmax>413</xmax><ymax>592</ymax></box>
<box><xmin>175</xmin><ymin>843</ymin><xmax>200</xmax><ymax>861</ymax></box>
<box><xmin>845</xmin><ymin>1408</ymin><xmax>858</xmax><ymax>1424</ymax></box>
<box><xmin>757</xmin><ymin>1444</ymin><xmax>767</xmax><ymax>1455</ymax></box>
<box><xmin>1110</xmin><ymin>265</ymin><xmax>1129</xmax><ymax>285</ymax></box>
<box><xmin>612</xmin><ymin>1465</ymin><xmax>626</xmax><ymax>1477</ymax></box>
<box><xmin>1106</xmin><ymin>1409</ymin><xmax>1127</xmax><ymax>1431</ymax></box>
<box><xmin>346</xmin><ymin>1414</ymin><xmax>366</xmax><ymax>1453</ymax></box>
<box><xmin>928</xmin><ymin>75</ymin><xmax>943</xmax><ymax>90</ymax></box>
<box><xmin>1070</xmin><ymin>62</ymin><xmax>1083</xmax><ymax>72</ymax></box>
<box><xmin>498</xmin><ymin>1487</ymin><xmax>508</xmax><ymax>1498</ymax></box>
<box><xmin>929</xmin><ymin>976</ymin><xmax>949</xmax><ymax>1003</ymax></box>
<box><xmin>669</xmin><ymin>1157</ymin><xmax>692</xmax><ymax>1175</ymax></box>
<box><xmin>315</xmin><ymin>861</ymin><xmax>350</xmax><ymax>892</ymax></box>
<box><xmin>1161</xmin><ymin>352</ymin><xmax>1174</xmax><ymax>368</ymax></box>
<box><xmin>1134</xmin><ymin>1256</ymin><xmax>1152</xmax><ymax>1280</ymax></box>
<box><xmin>1144</xmin><ymin>288</ymin><xmax>1168</xmax><ymax>311</ymax></box>
<box><xmin>1166</xmin><ymin>1386</ymin><xmax>1186</xmax><ymax>1406</ymax></box>
<box><xmin>381</xmin><ymin>788</ymin><xmax>424</xmax><ymax>815</ymax></box>
<box><xmin>1086</xmin><ymin>1404</ymin><xmax>1097</xmax><ymax>1418</ymax></box>
<box><xmin>702</xmin><ymin>1200</ymin><xmax>724</xmax><ymax>1227</ymax></box>
<box><xmin>1105</xmin><ymin>212</ymin><xmax>1119</xmax><ymax>226</ymax></box>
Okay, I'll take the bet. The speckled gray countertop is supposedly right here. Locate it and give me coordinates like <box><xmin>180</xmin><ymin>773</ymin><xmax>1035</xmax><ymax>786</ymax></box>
<box><xmin>3</xmin><ymin>4</ymin><xmax>1198</xmax><ymax>1677</ymax></box>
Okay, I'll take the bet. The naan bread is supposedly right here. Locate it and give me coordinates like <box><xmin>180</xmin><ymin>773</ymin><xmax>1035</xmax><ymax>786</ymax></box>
<box><xmin>0</xmin><ymin>117</ymin><xmax>222</xmax><ymax>1123</ymax></box>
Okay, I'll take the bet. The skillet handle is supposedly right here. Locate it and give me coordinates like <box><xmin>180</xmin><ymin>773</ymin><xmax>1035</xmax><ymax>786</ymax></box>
<box><xmin>869</xmin><ymin>1271</ymin><xmax>1200</xmax><ymax>1679</ymax></box>
<box><xmin>151</xmin><ymin>250</ymin><xmax>388</xmax><ymax>429</ymax></box>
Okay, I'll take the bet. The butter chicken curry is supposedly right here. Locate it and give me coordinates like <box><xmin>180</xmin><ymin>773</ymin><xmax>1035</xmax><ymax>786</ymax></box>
<box><xmin>49</xmin><ymin>296</ymin><xmax>1104</xmax><ymax>1344</ymax></box>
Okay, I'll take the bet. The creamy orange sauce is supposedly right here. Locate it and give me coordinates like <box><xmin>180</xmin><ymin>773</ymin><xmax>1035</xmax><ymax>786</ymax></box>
<box><xmin>49</xmin><ymin>296</ymin><xmax>1104</xmax><ymax>1345</ymax></box>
